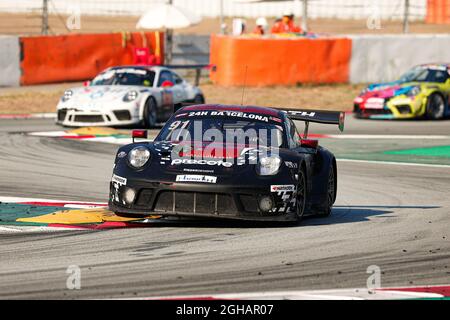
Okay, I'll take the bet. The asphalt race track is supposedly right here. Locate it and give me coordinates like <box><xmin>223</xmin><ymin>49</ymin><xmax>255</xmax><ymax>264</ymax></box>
<box><xmin>0</xmin><ymin>117</ymin><xmax>449</xmax><ymax>299</ymax></box>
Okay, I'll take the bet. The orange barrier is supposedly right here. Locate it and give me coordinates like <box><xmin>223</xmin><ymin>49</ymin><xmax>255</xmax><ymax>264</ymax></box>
<box><xmin>20</xmin><ymin>32</ymin><xmax>164</xmax><ymax>85</ymax></box>
<box><xmin>426</xmin><ymin>0</ymin><xmax>450</xmax><ymax>24</ymax></box>
<box><xmin>209</xmin><ymin>35</ymin><xmax>352</xmax><ymax>87</ymax></box>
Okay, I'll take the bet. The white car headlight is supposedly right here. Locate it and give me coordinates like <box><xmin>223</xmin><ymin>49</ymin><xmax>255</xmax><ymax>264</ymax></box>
<box><xmin>123</xmin><ymin>90</ymin><xmax>139</xmax><ymax>102</ymax></box>
<box><xmin>257</xmin><ymin>155</ymin><xmax>281</xmax><ymax>176</ymax></box>
<box><xmin>61</xmin><ymin>90</ymin><xmax>73</xmax><ymax>102</ymax></box>
<box><xmin>128</xmin><ymin>146</ymin><xmax>151</xmax><ymax>168</ymax></box>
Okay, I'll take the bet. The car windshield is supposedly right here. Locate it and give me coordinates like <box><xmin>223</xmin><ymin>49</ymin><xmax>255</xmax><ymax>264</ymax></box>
<box><xmin>91</xmin><ymin>68</ymin><xmax>155</xmax><ymax>86</ymax></box>
<box><xmin>399</xmin><ymin>67</ymin><xmax>449</xmax><ymax>83</ymax></box>
<box><xmin>155</xmin><ymin>116</ymin><xmax>285</xmax><ymax>148</ymax></box>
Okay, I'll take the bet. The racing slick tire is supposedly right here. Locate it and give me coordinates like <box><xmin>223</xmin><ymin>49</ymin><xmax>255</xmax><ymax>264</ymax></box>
<box><xmin>193</xmin><ymin>94</ymin><xmax>205</xmax><ymax>104</ymax></box>
<box><xmin>295</xmin><ymin>167</ymin><xmax>307</xmax><ymax>223</ymax></box>
<box><xmin>143</xmin><ymin>97</ymin><xmax>158</xmax><ymax>128</ymax></box>
<box><xmin>318</xmin><ymin>164</ymin><xmax>336</xmax><ymax>217</ymax></box>
<box><xmin>426</xmin><ymin>93</ymin><xmax>445</xmax><ymax>120</ymax></box>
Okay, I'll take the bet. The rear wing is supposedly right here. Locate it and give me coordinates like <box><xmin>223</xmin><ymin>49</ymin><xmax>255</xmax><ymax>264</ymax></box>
<box><xmin>282</xmin><ymin>109</ymin><xmax>345</xmax><ymax>138</ymax></box>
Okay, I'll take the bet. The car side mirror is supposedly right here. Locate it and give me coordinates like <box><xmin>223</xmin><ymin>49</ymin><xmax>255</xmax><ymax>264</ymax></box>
<box><xmin>83</xmin><ymin>80</ymin><xmax>91</xmax><ymax>87</ymax></box>
<box><xmin>161</xmin><ymin>80</ymin><xmax>174</xmax><ymax>88</ymax></box>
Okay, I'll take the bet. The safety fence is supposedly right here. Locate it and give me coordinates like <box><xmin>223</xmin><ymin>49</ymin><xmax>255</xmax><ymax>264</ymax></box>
<box><xmin>0</xmin><ymin>0</ymin><xmax>428</xmax><ymax>20</ymax></box>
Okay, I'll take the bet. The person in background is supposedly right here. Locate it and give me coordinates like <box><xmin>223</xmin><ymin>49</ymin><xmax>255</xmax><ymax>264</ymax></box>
<box><xmin>271</xmin><ymin>18</ymin><xmax>283</xmax><ymax>34</ymax></box>
<box><xmin>253</xmin><ymin>17</ymin><xmax>268</xmax><ymax>35</ymax></box>
<box><xmin>272</xmin><ymin>12</ymin><xmax>302</xmax><ymax>33</ymax></box>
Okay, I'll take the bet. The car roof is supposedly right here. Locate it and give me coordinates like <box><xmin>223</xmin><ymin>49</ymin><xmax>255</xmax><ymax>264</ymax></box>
<box><xmin>417</xmin><ymin>63</ymin><xmax>450</xmax><ymax>70</ymax></box>
<box><xmin>108</xmin><ymin>65</ymin><xmax>171</xmax><ymax>72</ymax></box>
<box><xmin>178</xmin><ymin>104</ymin><xmax>284</xmax><ymax>118</ymax></box>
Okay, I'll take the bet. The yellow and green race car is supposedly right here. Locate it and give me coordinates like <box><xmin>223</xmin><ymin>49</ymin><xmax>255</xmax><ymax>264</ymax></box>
<box><xmin>354</xmin><ymin>64</ymin><xmax>450</xmax><ymax>119</ymax></box>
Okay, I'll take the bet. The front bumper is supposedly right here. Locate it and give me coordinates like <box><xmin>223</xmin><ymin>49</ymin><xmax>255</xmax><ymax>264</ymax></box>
<box><xmin>56</xmin><ymin>108</ymin><xmax>141</xmax><ymax>127</ymax></box>
<box><xmin>109</xmin><ymin>179</ymin><xmax>298</xmax><ymax>222</ymax></box>
<box><xmin>354</xmin><ymin>96</ymin><xmax>424</xmax><ymax>120</ymax></box>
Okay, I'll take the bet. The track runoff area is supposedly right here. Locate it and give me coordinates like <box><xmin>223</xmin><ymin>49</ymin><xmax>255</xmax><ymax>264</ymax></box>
<box><xmin>0</xmin><ymin>114</ymin><xmax>449</xmax><ymax>302</ymax></box>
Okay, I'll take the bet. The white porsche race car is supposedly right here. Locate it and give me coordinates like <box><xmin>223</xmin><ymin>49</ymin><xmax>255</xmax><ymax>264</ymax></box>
<box><xmin>56</xmin><ymin>65</ymin><xmax>205</xmax><ymax>127</ymax></box>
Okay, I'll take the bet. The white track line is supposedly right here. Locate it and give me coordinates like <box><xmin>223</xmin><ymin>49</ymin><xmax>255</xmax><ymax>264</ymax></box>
<box><xmin>0</xmin><ymin>113</ymin><xmax>56</xmax><ymax>119</ymax></box>
<box><xmin>338</xmin><ymin>158</ymin><xmax>450</xmax><ymax>168</ymax></box>
<box><xmin>0</xmin><ymin>226</ymin><xmax>83</xmax><ymax>233</ymax></box>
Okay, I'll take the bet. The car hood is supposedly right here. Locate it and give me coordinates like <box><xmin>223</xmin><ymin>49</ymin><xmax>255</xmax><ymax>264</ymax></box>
<box><xmin>62</xmin><ymin>85</ymin><xmax>150</xmax><ymax>107</ymax></box>
<box><xmin>361</xmin><ymin>81</ymin><xmax>422</xmax><ymax>99</ymax></box>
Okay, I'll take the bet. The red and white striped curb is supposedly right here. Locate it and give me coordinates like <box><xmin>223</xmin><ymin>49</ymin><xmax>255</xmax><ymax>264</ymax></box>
<box><xmin>137</xmin><ymin>285</ymin><xmax>450</xmax><ymax>300</ymax></box>
<box><xmin>0</xmin><ymin>113</ymin><xmax>56</xmax><ymax>119</ymax></box>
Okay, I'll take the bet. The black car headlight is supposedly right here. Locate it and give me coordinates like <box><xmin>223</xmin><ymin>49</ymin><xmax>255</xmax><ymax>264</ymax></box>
<box><xmin>128</xmin><ymin>146</ymin><xmax>151</xmax><ymax>168</ymax></box>
<box><xmin>257</xmin><ymin>155</ymin><xmax>281</xmax><ymax>176</ymax></box>
<box><xmin>123</xmin><ymin>90</ymin><xmax>139</xmax><ymax>102</ymax></box>
<box><xmin>61</xmin><ymin>90</ymin><xmax>73</xmax><ymax>102</ymax></box>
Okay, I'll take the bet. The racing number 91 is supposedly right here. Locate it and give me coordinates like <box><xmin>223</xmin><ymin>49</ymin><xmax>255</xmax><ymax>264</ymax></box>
<box><xmin>220</xmin><ymin>304</ymin><xmax>274</xmax><ymax>316</ymax></box>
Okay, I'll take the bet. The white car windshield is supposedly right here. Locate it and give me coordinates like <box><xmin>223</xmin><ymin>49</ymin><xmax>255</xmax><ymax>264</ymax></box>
<box><xmin>91</xmin><ymin>68</ymin><xmax>155</xmax><ymax>86</ymax></box>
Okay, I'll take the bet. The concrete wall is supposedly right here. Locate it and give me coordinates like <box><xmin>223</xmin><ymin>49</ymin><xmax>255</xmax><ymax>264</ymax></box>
<box><xmin>0</xmin><ymin>36</ymin><xmax>20</xmax><ymax>87</ymax></box>
<box><xmin>350</xmin><ymin>34</ymin><xmax>450</xmax><ymax>83</ymax></box>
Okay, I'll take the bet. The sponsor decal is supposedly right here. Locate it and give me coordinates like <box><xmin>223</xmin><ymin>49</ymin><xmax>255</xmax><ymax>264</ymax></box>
<box><xmin>171</xmin><ymin>158</ymin><xmax>233</xmax><ymax>168</ymax></box>
<box><xmin>117</xmin><ymin>151</ymin><xmax>127</xmax><ymax>158</ymax></box>
<box><xmin>286</xmin><ymin>110</ymin><xmax>316</xmax><ymax>117</ymax></box>
<box><xmin>270</xmin><ymin>185</ymin><xmax>296</xmax><ymax>192</ymax></box>
<box><xmin>90</xmin><ymin>90</ymin><xmax>105</xmax><ymax>99</ymax></box>
<box><xmin>183</xmin><ymin>168</ymin><xmax>215</xmax><ymax>174</ymax></box>
<box><xmin>187</xmin><ymin>111</ymin><xmax>270</xmax><ymax>123</ymax></box>
<box><xmin>176</xmin><ymin>175</ymin><xmax>217</xmax><ymax>183</ymax></box>
<box><xmin>284</xmin><ymin>161</ymin><xmax>298</xmax><ymax>169</ymax></box>
<box><xmin>365</xmin><ymin>97</ymin><xmax>385</xmax><ymax>109</ymax></box>
<box><xmin>111</xmin><ymin>174</ymin><xmax>127</xmax><ymax>185</ymax></box>
<box><xmin>270</xmin><ymin>185</ymin><xmax>297</xmax><ymax>213</ymax></box>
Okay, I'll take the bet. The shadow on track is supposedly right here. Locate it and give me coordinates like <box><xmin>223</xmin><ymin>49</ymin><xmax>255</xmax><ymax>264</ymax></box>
<box><xmin>133</xmin><ymin>205</ymin><xmax>440</xmax><ymax>229</ymax></box>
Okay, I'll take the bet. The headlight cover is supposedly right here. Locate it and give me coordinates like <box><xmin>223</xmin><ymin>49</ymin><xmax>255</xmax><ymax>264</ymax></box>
<box><xmin>61</xmin><ymin>90</ymin><xmax>73</xmax><ymax>102</ymax></box>
<box><xmin>406</xmin><ymin>86</ymin><xmax>421</xmax><ymax>97</ymax></box>
<box><xmin>257</xmin><ymin>155</ymin><xmax>281</xmax><ymax>176</ymax></box>
<box><xmin>123</xmin><ymin>90</ymin><xmax>139</xmax><ymax>102</ymax></box>
<box><xmin>128</xmin><ymin>146</ymin><xmax>151</xmax><ymax>168</ymax></box>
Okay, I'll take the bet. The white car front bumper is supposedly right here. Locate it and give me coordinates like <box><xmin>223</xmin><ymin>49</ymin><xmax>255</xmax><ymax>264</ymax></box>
<box><xmin>56</xmin><ymin>108</ymin><xmax>141</xmax><ymax>127</ymax></box>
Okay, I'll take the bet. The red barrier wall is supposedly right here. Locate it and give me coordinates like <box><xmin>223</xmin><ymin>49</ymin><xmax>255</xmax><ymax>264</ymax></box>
<box><xmin>20</xmin><ymin>32</ymin><xmax>164</xmax><ymax>85</ymax></box>
<box><xmin>210</xmin><ymin>35</ymin><xmax>352</xmax><ymax>87</ymax></box>
<box><xmin>426</xmin><ymin>0</ymin><xmax>450</xmax><ymax>24</ymax></box>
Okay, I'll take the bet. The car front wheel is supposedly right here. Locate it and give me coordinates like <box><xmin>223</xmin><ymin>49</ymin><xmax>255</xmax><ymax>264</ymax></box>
<box><xmin>426</xmin><ymin>93</ymin><xmax>445</xmax><ymax>120</ymax></box>
<box><xmin>296</xmin><ymin>168</ymin><xmax>306</xmax><ymax>223</ymax></box>
<box><xmin>318</xmin><ymin>164</ymin><xmax>335</xmax><ymax>217</ymax></box>
<box><xmin>143</xmin><ymin>97</ymin><xmax>157</xmax><ymax>128</ymax></box>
